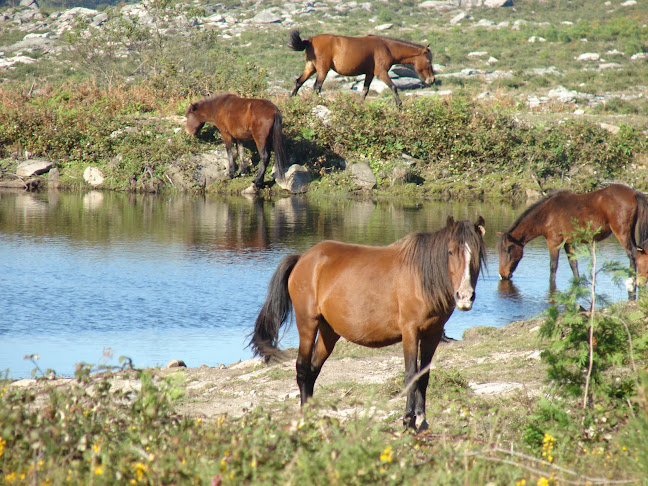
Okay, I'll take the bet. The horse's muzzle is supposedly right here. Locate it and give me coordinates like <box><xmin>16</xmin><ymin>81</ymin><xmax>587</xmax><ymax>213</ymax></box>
<box><xmin>423</xmin><ymin>76</ymin><xmax>435</xmax><ymax>86</ymax></box>
<box><xmin>499</xmin><ymin>273</ymin><xmax>513</xmax><ymax>280</ymax></box>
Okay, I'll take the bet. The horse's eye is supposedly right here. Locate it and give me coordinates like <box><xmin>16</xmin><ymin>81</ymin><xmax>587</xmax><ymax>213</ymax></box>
<box><xmin>448</xmin><ymin>250</ymin><xmax>454</xmax><ymax>256</ymax></box>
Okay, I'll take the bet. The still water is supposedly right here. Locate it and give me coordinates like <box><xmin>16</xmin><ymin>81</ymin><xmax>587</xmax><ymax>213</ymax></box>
<box><xmin>0</xmin><ymin>190</ymin><xmax>633</xmax><ymax>379</ymax></box>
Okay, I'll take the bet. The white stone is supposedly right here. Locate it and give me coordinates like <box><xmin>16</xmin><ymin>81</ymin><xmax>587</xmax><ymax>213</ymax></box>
<box><xmin>83</xmin><ymin>166</ymin><xmax>105</xmax><ymax>186</ymax></box>
<box><xmin>576</xmin><ymin>52</ymin><xmax>600</xmax><ymax>61</ymax></box>
<box><xmin>16</xmin><ymin>159</ymin><xmax>52</xmax><ymax>177</ymax></box>
<box><xmin>276</xmin><ymin>165</ymin><xmax>312</xmax><ymax>193</ymax></box>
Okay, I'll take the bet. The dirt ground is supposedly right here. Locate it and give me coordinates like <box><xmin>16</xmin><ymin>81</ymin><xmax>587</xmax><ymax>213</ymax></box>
<box><xmin>9</xmin><ymin>319</ymin><xmax>547</xmax><ymax>423</ymax></box>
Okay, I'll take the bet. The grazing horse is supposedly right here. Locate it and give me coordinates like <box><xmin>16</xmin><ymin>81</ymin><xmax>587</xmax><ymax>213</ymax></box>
<box><xmin>250</xmin><ymin>216</ymin><xmax>486</xmax><ymax>430</ymax></box>
<box><xmin>288</xmin><ymin>30</ymin><xmax>436</xmax><ymax>109</ymax></box>
<box><xmin>185</xmin><ymin>94</ymin><xmax>288</xmax><ymax>188</ymax></box>
<box><xmin>497</xmin><ymin>184</ymin><xmax>648</xmax><ymax>291</ymax></box>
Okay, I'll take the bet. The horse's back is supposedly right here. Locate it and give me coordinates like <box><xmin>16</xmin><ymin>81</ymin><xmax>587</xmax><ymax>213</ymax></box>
<box><xmin>213</xmin><ymin>95</ymin><xmax>278</xmax><ymax>138</ymax></box>
<box><xmin>308</xmin><ymin>34</ymin><xmax>389</xmax><ymax>75</ymax></box>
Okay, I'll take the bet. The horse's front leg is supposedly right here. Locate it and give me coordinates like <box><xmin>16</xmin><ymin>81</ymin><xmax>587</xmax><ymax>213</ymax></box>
<box><xmin>402</xmin><ymin>332</ymin><xmax>419</xmax><ymax>429</ymax></box>
<box><xmin>563</xmin><ymin>242</ymin><xmax>580</xmax><ymax>280</ymax></box>
<box><xmin>414</xmin><ymin>330</ymin><xmax>443</xmax><ymax>431</ymax></box>
<box><xmin>375</xmin><ymin>71</ymin><xmax>402</xmax><ymax>109</ymax></box>
<box><xmin>237</xmin><ymin>142</ymin><xmax>250</xmax><ymax>175</ymax></box>
<box><xmin>221</xmin><ymin>134</ymin><xmax>236</xmax><ymax>179</ymax></box>
<box><xmin>548</xmin><ymin>246</ymin><xmax>561</xmax><ymax>287</ymax></box>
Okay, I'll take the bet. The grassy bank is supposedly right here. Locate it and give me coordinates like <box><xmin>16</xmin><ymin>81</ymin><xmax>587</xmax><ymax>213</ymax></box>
<box><xmin>2</xmin><ymin>82</ymin><xmax>648</xmax><ymax>199</ymax></box>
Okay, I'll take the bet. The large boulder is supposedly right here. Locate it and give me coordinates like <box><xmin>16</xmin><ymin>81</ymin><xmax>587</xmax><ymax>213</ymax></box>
<box><xmin>83</xmin><ymin>166</ymin><xmax>105</xmax><ymax>186</ymax></box>
<box><xmin>276</xmin><ymin>165</ymin><xmax>311</xmax><ymax>194</ymax></box>
<box><xmin>16</xmin><ymin>159</ymin><xmax>52</xmax><ymax>177</ymax></box>
<box><xmin>350</xmin><ymin>162</ymin><xmax>377</xmax><ymax>190</ymax></box>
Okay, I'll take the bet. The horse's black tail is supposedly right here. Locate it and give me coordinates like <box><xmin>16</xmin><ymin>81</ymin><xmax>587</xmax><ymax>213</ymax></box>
<box><xmin>272</xmin><ymin>111</ymin><xmax>288</xmax><ymax>182</ymax></box>
<box><xmin>636</xmin><ymin>191</ymin><xmax>648</xmax><ymax>246</ymax></box>
<box><xmin>248</xmin><ymin>254</ymin><xmax>300</xmax><ymax>361</ymax></box>
<box><xmin>288</xmin><ymin>30</ymin><xmax>309</xmax><ymax>51</ymax></box>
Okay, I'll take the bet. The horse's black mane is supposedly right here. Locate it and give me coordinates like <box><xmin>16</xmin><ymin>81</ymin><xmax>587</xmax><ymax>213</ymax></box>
<box><xmin>397</xmin><ymin>221</ymin><xmax>486</xmax><ymax>314</ymax></box>
<box><xmin>367</xmin><ymin>34</ymin><xmax>426</xmax><ymax>49</ymax></box>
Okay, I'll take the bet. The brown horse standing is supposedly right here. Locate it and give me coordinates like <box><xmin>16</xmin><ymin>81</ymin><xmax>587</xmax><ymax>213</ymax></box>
<box><xmin>497</xmin><ymin>184</ymin><xmax>648</xmax><ymax>291</ymax></box>
<box><xmin>288</xmin><ymin>30</ymin><xmax>435</xmax><ymax>109</ymax></box>
<box><xmin>185</xmin><ymin>94</ymin><xmax>288</xmax><ymax>188</ymax></box>
<box><xmin>250</xmin><ymin>216</ymin><xmax>486</xmax><ymax>430</ymax></box>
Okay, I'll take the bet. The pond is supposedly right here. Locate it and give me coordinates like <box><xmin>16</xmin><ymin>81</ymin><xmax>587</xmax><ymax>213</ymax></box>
<box><xmin>0</xmin><ymin>190</ymin><xmax>634</xmax><ymax>379</ymax></box>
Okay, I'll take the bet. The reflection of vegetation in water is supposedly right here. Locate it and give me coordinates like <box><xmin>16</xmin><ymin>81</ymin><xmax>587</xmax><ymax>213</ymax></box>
<box><xmin>0</xmin><ymin>192</ymin><xmax>513</xmax><ymax>251</ymax></box>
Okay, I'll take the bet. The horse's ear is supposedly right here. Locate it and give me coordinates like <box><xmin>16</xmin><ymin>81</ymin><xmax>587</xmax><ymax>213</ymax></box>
<box><xmin>497</xmin><ymin>231</ymin><xmax>503</xmax><ymax>237</ymax></box>
<box><xmin>188</xmin><ymin>102</ymin><xmax>198</xmax><ymax>113</ymax></box>
<box><xmin>639</xmin><ymin>246</ymin><xmax>645</xmax><ymax>253</ymax></box>
<box><xmin>446</xmin><ymin>216</ymin><xmax>456</xmax><ymax>230</ymax></box>
<box><xmin>474</xmin><ymin>216</ymin><xmax>486</xmax><ymax>236</ymax></box>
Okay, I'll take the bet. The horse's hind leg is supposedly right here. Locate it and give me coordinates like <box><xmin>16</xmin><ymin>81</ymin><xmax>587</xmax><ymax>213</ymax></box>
<box><xmin>252</xmin><ymin>144</ymin><xmax>269</xmax><ymax>188</ymax></box>
<box><xmin>362</xmin><ymin>74</ymin><xmax>375</xmax><ymax>100</ymax></box>
<box><xmin>295</xmin><ymin>313</ymin><xmax>320</xmax><ymax>405</ymax></box>
<box><xmin>305</xmin><ymin>320</ymin><xmax>340</xmax><ymax>398</ymax></box>
<box><xmin>292</xmin><ymin>61</ymin><xmax>317</xmax><ymax>96</ymax></box>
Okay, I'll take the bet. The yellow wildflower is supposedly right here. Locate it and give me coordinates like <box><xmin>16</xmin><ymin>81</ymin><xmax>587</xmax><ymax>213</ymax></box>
<box><xmin>516</xmin><ymin>480</ymin><xmax>526</xmax><ymax>486</ymax></box>
<box><xmin>94</xmin><ymin>466</ymin><xmax>103</xmax><ymax>476</ymax></box>
<box><xmin>379</xmin><ymin>446</ymin><xmax>393</xmax><ymax>463</ymax></box>
<box><xmin>4</xmin><ymin>471</ymin><xmax>16</xmax><ymax>483</ymax></box>
<box><xmin>537</xmin><ymin>477</ymin><xmax>549</xmax><ymax>486</ymax></box>
<box><xmin>0</xmin><ymin>438</ymin><xmax>6</xmax><ymax>458</ymax></box>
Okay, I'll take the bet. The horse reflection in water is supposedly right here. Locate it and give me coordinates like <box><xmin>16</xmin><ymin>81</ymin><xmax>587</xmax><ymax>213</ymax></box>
<box><xmin>497</xmin><ymin>184</ymin><xmax>648</xmax><ymax>295</ymax></box>
<box><xmin>250</xmin><ymin>216</ymin><xmax>486</xmax><ymax>430</ymax></box>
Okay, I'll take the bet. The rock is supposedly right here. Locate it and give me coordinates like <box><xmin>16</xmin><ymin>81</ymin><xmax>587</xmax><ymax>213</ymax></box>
<box><xmin>276</xmin><ymin>164</ymin><xmax>311</xmax><ymax>193</ymax></box>
<box><xmin>241</xmin><ymin>184</ymin><xmax>258</xmax><ymax>195</ymax></box>
<box><xmin>528</xmin><ymin>36</ymin><xmax>546</xmax><ymax>43</ymax></box>
<box><xmin>312</xmin><ymin>105</ymin><xmax>332</xmax><ymax>125</ymax></box>
<box><xmin>375</xmin><ymin>23</ymin><xmax>392</xmax><ymax>31</ymax></box>
<box><xmin>83</xmin><ymin>166</ymin><xmax>105</xmax><ymax>186</ymax></box>
<box><xmin>450</xmin><ymin>12</ymin><xmax>469</xmax><ymax>24</ymax></box>
<box><xmin>600</xmin><ymin>123</ymin><xmax>620</xmax><ymax>134</ymax></box>
<box><xmin>252</xmin><ymin>9</ymin><xmax>282</xmax><ymax>23</ymax></box>
<box><xmin>16</xmin><ymin>159</ymin><xmax>52</xmax><ymax>177</ymax></box>
<box><xmin>166</xmin><ymin>359</ymin><xmax>187</xmax><ymax>368</ymax></box>
<box><xmin>392</xmin><ymin>77</ymin><xmax>424</xmax><ymax>89</ymax></box>
<box><xmin>467</xmin><ymin>51</ymin><xmax>488</xmax><ymax>58</ymax></box>
<box><xmin>192</xmin><ymin>149</ymin><xmax>231</xmax><ymax>186</ymax></box>
<box><xmin>483</xmin><ymin>0</ymin><xmax>513</xmax><ymax>6</ymax></box>
<box><xmin>576</xmin><ymin>52</ymin><xmax>600</xmax><ymax>61</ymax></box>
<box><xmin>389</xmin><ymin>65</ymin><xmax>418</xmax><ymax>78</ymax></box>
<box><xmin>350</xmin><ymin>162</ymin><xmax>377</xmax><ymax>189</ymax></box>
<box><xmin>547</xmin><ymin>85</ymin><xmax>579</xmax><ymax>103</ymax></box>
<box><xmin>19</xmin><ymin>0</ymin><xmax>39</xmax><ymax>8</ymax></box>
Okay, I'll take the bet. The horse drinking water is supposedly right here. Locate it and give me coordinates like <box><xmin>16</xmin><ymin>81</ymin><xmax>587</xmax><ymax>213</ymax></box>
<box><xmin>185</xmin><ymin>94</ymin><xmax>288</xmax><ymax>188</ymax></box>
<box><xmin>288</xmin><ymin>30</ymin><xmax>436</xmax><ymax>109</ymax></box>
<box><xmin>250</xmin><ymin>216</ymin><xmax>486</xmax><ymax>430</ymax></box>
<box><xmin>497</xmin><ymin>184</ymin><xmax>648</xmax><ymax>292</ymax></box>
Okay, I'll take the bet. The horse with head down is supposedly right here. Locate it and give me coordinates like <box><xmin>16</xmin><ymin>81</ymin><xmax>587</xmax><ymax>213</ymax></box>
<box><xmin>288</xmin><ymin>30</ymin><xmax>436</xmax><ymax>109</ymax></box>
<box><xmin>185</xmin><ymin>94</ymin><xmax>288</xmax><ymax>188</ymax></box>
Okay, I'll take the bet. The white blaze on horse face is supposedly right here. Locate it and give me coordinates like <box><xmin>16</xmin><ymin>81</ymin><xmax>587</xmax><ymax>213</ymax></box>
<box><xmin>455</xmin><ymin>243</ymin><xmax>474</xmax><ymax>311</ymax></box>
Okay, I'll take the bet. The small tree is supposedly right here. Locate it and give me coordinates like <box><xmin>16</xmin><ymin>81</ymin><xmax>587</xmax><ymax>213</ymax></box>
<box><xmin>540</xmin><ymin>223</ymin><xmax>633</xmax><ymax>408</ymax></box>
